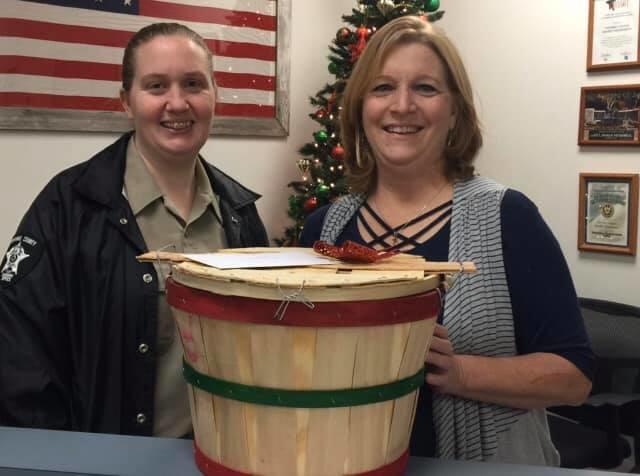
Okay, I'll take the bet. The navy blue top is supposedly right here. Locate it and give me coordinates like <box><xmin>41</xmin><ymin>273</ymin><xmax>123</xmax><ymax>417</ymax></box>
<box><xmin>300</xmin><ymin>189</ymin><xmax>594</xmax><ymax>456</ymax></box>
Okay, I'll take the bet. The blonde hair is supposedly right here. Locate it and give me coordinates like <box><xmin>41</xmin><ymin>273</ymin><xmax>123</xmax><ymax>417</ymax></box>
<box><xmin>340</xmin><ymin>16</ymin><xmax>482</xmax><ymax>194</ymax></box>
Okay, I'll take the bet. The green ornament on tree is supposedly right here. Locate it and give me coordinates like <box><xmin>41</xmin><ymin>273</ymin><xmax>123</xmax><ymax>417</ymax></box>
<box><xmin>316</xmin><ymin>184</ymin><xmax>331</xmax><ymax>199</ymax></box>
<box><xmin>328</xmin><ymin>62</ymin><xmax>339</xmax><ymax>75</ymax></box>
<box><xmin>423</xmin><ymin>0</ymin><xmax>440</xmax><ymax>12</ymax></box>
<box><xmin>313</xmin><ymin>130</ymin><xmax>328</xmax><ymax>143</ymax></box>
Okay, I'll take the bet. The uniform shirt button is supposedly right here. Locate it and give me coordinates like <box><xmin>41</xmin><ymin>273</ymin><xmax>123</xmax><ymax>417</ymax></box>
<box><xmin>138</xmin><ymin>343</ymin><xmax>149</xmax><ymax>354</ymax></box>
<box><xmin>136</xmin><ymin>413</ymin><xmax>147</xmax><ymax>424</ymax></box>
<box><xmin>142</xmin><ymin>273</ymin><xmax>153</xmax><ymax>284</ymax></box>
<box><xmin>119</xmin><ymin>218</ymin><xmax>128</xmax><ymax>225</ymax></box>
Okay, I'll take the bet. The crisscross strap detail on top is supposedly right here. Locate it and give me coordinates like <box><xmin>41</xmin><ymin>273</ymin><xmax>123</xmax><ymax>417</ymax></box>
<box><xmin>358</xmin><ymin>200</ymin><xmax>453</xmax><ymax>251</ymax></box>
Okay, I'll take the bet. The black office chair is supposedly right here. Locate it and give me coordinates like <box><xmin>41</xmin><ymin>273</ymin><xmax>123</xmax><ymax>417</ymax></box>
<box><xmin>548</xmin><ymin>297</ymin><xmax>640</xmax><ymax>472</ymax></box>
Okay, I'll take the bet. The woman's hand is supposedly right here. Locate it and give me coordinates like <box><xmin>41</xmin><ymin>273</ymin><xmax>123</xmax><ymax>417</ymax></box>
<box><xmin>423</xmin><ymin>324</ymin><xmax>592</xmax><ymax>409</ymax></box>
<box><xmin>424</xmin><ymin>323</ymin><xmax>466</xmax><ymax>395</ymax></box>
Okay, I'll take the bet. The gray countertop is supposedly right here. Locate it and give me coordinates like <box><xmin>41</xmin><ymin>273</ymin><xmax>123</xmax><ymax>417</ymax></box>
<box><xmin>0</xmin><ymin>426</ymin><xmax>628</xmax><ymax>476</ymax></box>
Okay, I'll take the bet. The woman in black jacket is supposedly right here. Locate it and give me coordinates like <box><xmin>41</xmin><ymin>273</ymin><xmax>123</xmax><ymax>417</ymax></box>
<box><xmin>0</xmin><ymin>23</ymin><xmax>268</xmax><ymax>437</ymax></box>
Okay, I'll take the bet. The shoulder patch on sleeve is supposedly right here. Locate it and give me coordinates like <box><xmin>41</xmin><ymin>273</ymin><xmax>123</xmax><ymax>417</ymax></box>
<box><xmin>1</xmin><ymin>235</ymin><xmax>44</xmax><ymax>287</ymax></box>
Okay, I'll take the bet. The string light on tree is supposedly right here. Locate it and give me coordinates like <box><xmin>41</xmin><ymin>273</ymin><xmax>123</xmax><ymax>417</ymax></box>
<box><xmin>275</xmin><ymin>0</ymin><xmax>444</xmax><ymax>245</ymax></box>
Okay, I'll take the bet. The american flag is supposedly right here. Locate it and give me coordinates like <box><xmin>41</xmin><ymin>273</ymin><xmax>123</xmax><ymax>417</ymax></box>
<box><xmin>0</xmin><ymin>0</ymin><xmax>277</xmax><ymax>124</ymax></box>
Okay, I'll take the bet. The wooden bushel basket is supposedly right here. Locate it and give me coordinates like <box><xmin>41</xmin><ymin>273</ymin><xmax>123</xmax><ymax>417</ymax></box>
<box><xmin>166</xmin><ymin>254</ymin><xmax>445</xmax><ymax>476</ymax></box>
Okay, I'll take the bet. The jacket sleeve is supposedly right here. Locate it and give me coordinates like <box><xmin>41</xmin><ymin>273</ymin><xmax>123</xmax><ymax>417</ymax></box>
<box><xmin>0</xmin><ymin>188</ymin><xmax>72</xmax><ymax>429</ymax></box>
<box><xmin>244</xmin><ymin>203</ymin><xmax>269</xmax><ymax>247</ymax></box>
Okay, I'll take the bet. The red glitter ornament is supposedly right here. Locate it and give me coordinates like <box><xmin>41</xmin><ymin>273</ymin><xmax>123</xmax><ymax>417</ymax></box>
<box><xmin>313</xmin><ymin>240</ymin><xmax>398</xmax><ymax>263</ymax></box>
<box><xmin>331</xmin><ymin>145</ymin><xmax>345</xmax><ymax>160</ymax></box>
<box><xmin>303</xmin><ymin>196</ymin><xmax>318</xmax><ymax>213</ymax></box>
<box><xmin>349</xmin><ymin>27</ymin><xmax>370</xmax><ymax>63</ymax></box>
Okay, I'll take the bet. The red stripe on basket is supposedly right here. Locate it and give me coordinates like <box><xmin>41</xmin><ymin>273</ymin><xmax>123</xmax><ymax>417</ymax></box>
<box><xmin>167</xmin><ymin>278</ymin><xmax>440</xmax><ymax>327</ymax></box>
<box><xmin>194</xmin><ymin>442</ymin><xmax>409</xmax><ymax>476</ymax></box>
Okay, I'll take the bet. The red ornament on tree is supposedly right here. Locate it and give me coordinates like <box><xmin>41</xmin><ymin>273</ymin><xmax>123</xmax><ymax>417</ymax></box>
<box><xmin>315</xmin><ymin>108</ymin><xmax>327</xmax><ymax>119</ymax></box>
<box><xmin>326</xmin><ymin>92</ymin><xmax>337</xmax><ymax>114</ymax></box>
<box><xmin>331</xmin><ymin>145</ymin><xmax>345</xmax><ymax>160</ymax></box>
<box><xmin>303</xmin><ymin>196</ymin><xmax>319</xmax><ymax>213</ymax></box>
<box><xmin>349</xmin><ymin>27</ymin><xmax>370</xmax><ymax>63</ymax></box>
<box><xmin>336</xmin><ymin>27</ymin><xmax>351</xmax><ymax>45</ymax></box>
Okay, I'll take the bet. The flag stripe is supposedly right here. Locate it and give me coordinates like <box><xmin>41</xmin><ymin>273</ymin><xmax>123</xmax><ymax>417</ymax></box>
<box><xmin>140</xmin><ymin>0</ymin><xmax>276</xmax><ymax>31</ymax></box>
<box><xmin>169</xmin><ymin>0</ymin><xmax>276</xmax><ymax>16</ymax></box>
<box><xmin>5</xmin><ymin>1</ymin><xmax>276</xmax><ymax>46</ymax></box>
<box><xmin>0</xmin><ymin>56</ymin><xmax>276</xmax><ymax>91</ymax></box>
<box><xmin>0</xmin><ymin>18</ymin><xmax>276</xmax><ymax>61</ymax></box>
<box><xmin>0</xmin><ymin>91</ymin><xmax>275</xmax><ymax>117</ymax></box>
<box><xmin>214</xmin><ymin>71</ymin><xmax>275</xmax><ymax>91</ymax></box>
<box><xmin>216</xmin><ymin>102</ymin><xmax>274</xmax><ymax>117</ymax></box>
<box><xmin>0</xmin><ymin>36</ymin><xmax>275</xmax><ymax>72</ymax></box>
<box><xmin>1</xmin><ymin>55</ymin><xmax>120</xmax><ymax>82</ymax></box>
<box><xmin>206</xmin><ymin>39</ymin><xmax>275</xmax><ymax>62</ymax></box>
<box><xmin>0</xmin><ymin>75</ymin><xmax>274</xmax><ymax>105</ymax></box>
<box><xmin>0</xmin><ymin>17</ymin><xmax>130</xmax><ymax>49</ymax></box>
<box><xmin>0</xmin><ymin>92</ymin><xmax>122</xmax><ymax>111</ymax></box>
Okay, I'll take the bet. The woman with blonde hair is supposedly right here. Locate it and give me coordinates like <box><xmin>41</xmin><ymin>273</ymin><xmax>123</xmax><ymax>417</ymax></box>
<box><xmin>301</xmin><ymin>16</ymin><xmax>592</xmax><ymax>465</ymax></box>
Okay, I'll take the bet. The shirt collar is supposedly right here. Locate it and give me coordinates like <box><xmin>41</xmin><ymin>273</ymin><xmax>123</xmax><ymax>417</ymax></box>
<box><xmin>123</xmin><ymin>136</ymin><xmax>219</xmax><ymax>219</ymax></box>
<box><xmin>123</xmin><ymin>137</ymin><xmax>163</xmax><ymax>216</ymax></box>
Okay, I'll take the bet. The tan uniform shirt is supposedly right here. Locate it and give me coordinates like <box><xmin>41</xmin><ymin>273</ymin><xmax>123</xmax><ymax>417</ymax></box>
<box><xmin>124</xmin><ymin>138</ymin><xmax>227</xmax><ymax>437</ymax></box>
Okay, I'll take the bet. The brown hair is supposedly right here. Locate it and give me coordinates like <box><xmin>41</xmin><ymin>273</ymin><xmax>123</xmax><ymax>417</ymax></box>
<box><xmin>121</xmin><ymin>22</ymin><xmax>214</xmax><ymax>92</ymax></box>
<box><xmin>340</xmin><ymin>16</ymin><xmax>482</xmax><ymax>194</ymax></box>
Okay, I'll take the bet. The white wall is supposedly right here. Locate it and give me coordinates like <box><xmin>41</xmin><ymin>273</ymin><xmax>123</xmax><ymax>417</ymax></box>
<box><xmin>1</xmin><ymin>1</ymin><xmax>638</xmax><ymax>305</ymax></box>
<box><xmin>439</xmin><ymin>1</ymin><xmax>640</xmax><ymax>306</ymax></box>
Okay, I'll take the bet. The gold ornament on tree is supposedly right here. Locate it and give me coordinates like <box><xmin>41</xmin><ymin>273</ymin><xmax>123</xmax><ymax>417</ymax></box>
<box><xmin>376</xmin><ymin>0</ymin><xmax>395</xmax><ymax>15</ymax></box>
<box><xmin>297</xmin><ymin>158</ymin><xmax>311</xmax><ymax>180</ymax></box>
<box><xmin>297</xmin><ymin>158</ymin><xmax>311</xmax><ymax>173</ymax></box>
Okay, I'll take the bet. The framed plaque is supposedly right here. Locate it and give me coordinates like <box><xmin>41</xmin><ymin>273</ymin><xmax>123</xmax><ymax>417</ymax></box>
<box><xmin>578</xmin><ymin>84</ymin><xmax>640</xmax><ymax>146</ymax></box>
<box><xmin>578</xmin><ymin>173</ymin><xmax>639</xmax><ymax>255</ymax></box>
<box><xmin>587</xmin><ymin>0</ymin><xmax>640</xmax><ymax>71</ymax></box>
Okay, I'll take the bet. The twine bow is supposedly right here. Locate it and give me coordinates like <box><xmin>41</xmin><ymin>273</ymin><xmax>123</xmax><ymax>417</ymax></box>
<box><xmin>273</xmin><ymin>280</ymin><xmax>315</xmax><ymax>321</ymax></box>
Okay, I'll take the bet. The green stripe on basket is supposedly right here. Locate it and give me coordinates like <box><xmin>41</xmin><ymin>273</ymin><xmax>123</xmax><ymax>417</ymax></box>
<box><xmin>183</xmin><ymin>360</ymin><xmax>425</xmax><ymax>408</ymax></box>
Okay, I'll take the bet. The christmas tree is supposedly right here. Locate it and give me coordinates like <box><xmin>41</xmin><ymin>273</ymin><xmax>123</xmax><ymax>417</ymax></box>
<box><xmin>276</xmin><ymin>0</ymin><xmax>444</xmax><ymax>246</ymax></box>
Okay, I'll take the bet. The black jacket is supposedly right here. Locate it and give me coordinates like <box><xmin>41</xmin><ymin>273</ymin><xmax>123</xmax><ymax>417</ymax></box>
<box><xmin>0</xmin><ymin>133</ymin><xmax>268</xmax><ymax>435</ymax></box>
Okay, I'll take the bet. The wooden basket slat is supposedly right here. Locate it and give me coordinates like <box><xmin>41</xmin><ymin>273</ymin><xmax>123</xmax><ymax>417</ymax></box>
<box><xmin>191</xmin><ymin>388</ymin><xmax>219</xmax><ymax>464</ymax></box>
<box><xmin>255</xmin><ymin>406</ymin><xmax>297</xmax><ymax>476</ymax></box>
<box><xmin>305</xmin><ymin>408</ymin><xmax>350</xmax><ymax>476</ymax></box>
<box><xmin>214</xmin><ymin>396</ymin><xmax>250</xmax><ymax>472</ymax></box>
<box><xmin>347</xmin><ymin>401</ymin><xmax>394</xmax><ymax>473</ymax></box>
<box><xmin>385</xmin><ymin>392</ymin><xmax>419</xmax><ymax>464</ymax></box>
<box><xmin>400</xmin><ymin>319</ymin><xmax>436</xmax><ymax>378</ymax></box>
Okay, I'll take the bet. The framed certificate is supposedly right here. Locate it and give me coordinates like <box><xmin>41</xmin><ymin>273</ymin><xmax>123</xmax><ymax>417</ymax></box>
<box><xmin>578</xmin><ymin>84</ymin><xmax>640</xmax><ymax>146</ymax></box>
<box><xmin>587</xmin><ymin>0</ymin><xmax>640</xmax><ymax>71</ymax></box>
<box><xmin>578</xmin><ymin>173</ymin><xmax>639</xmax><ymax>255</ymax></box>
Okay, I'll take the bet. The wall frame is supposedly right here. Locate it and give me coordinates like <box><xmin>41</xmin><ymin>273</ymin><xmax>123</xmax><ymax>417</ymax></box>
<box><xmin>578</xmin><ymin>173</ymin><xmax>639</xmax><ymax>256</ymax></box>
<box><xmin>578</xmin><ymin>84</ymin><xmax>640</xmax><ymax>145</ymax></box>
<box><xmin>587</xmin><ymin>0</ymin><xmax>640</xmax><ymax>72</ymax></box>
<box><xmin>0</xmin><ymin>0</ymin><xmax>290</xmax><ymax>136</ymax></box>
